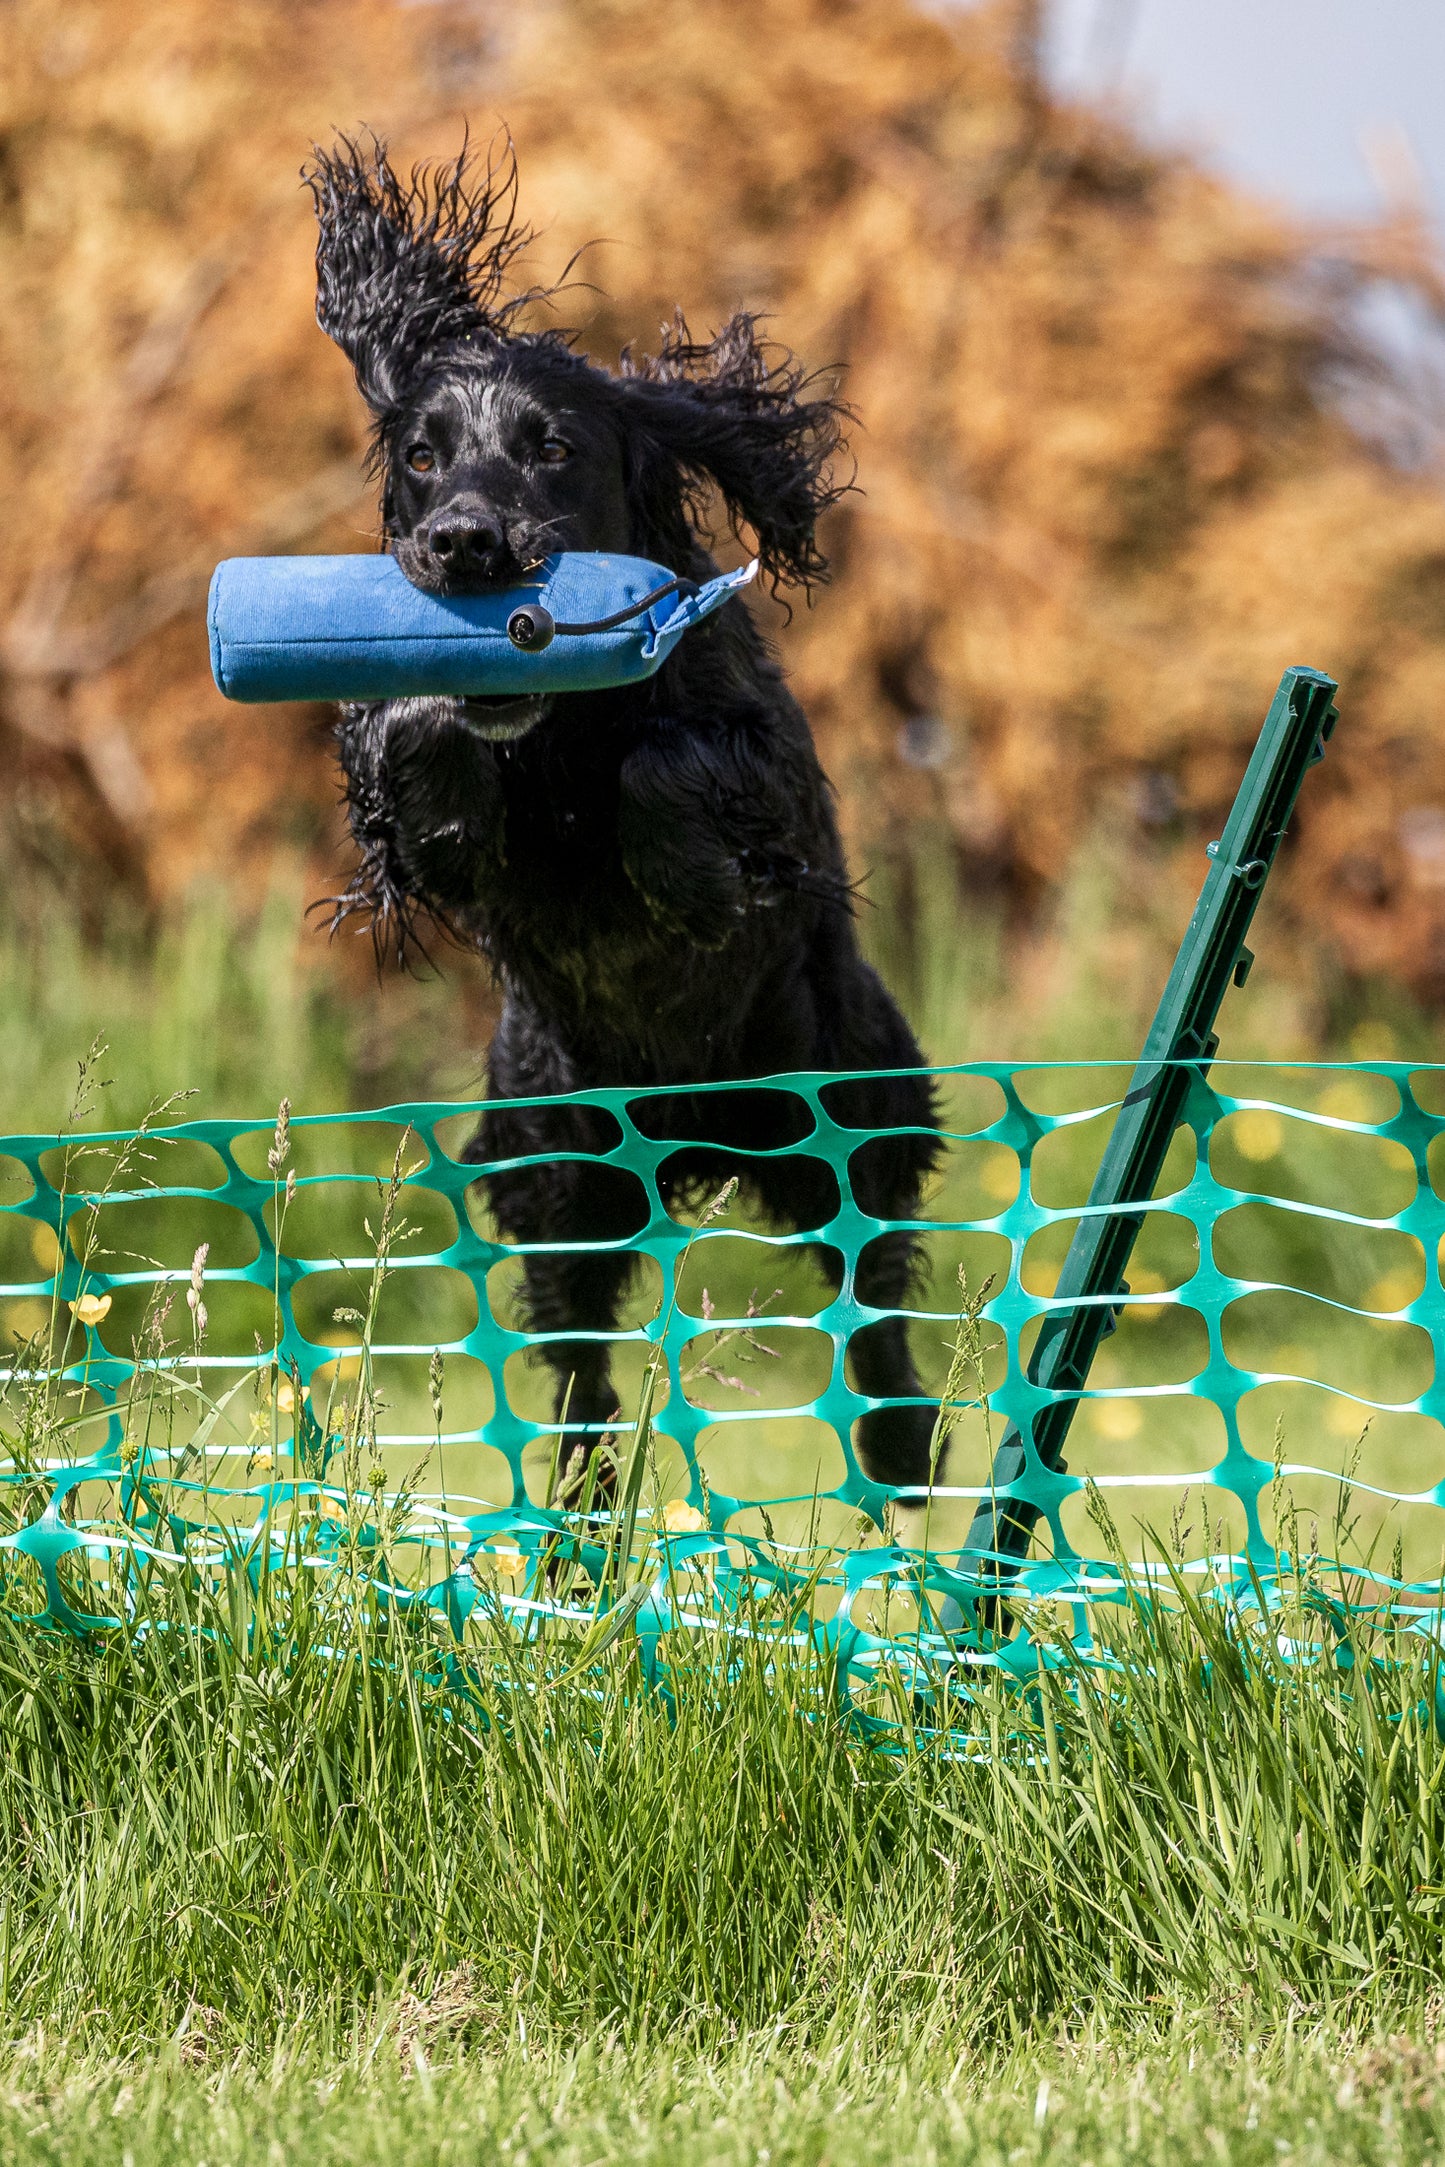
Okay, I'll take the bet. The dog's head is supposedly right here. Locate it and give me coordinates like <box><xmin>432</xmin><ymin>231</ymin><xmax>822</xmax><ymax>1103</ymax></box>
<box><xmin>305</xmin><ymin>135</ymin><xmax>849</xmax><ymax>732</ymax></box>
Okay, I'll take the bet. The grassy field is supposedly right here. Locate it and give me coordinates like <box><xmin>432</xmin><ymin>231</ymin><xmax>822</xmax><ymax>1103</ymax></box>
<box><xmin>3</xmin><ymin>825</ymin><xmax>1434</xmax><ymax>1136</ymax></box>
<box><xmin>0</xmin><ymin>1540</ymin><xmax>1443</xmax><ymax>2161</ymax></box>
<box><xmin>4</xmin><ymin>861</ymin><xmax>1445</xmax><ymax>2159</ymax></box>
<box><xmin>7</xmin><ymin>2023</ymin><xmax>1445</xmax><ymax>2166</ymax></box>
<box><xmin>0</xmin><ymin>872</ymin><xmax>486</xmax><ymax>1138</ymax></box>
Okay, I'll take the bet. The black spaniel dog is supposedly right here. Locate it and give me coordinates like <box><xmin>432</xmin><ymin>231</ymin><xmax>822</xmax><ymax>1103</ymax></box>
<box><xmin>305</xmin><ymin>136</ymin><xmax>942</xmax><ymax>1501</ymax></box>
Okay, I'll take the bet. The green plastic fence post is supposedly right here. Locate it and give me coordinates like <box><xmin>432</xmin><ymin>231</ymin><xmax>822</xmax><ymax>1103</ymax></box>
<box><xmin>966</xmin><ymin>665</ymin><xmax>1340</xmax><ymax>1579</ymax></box>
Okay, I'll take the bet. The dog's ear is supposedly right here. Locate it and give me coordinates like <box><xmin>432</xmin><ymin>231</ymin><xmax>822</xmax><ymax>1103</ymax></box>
<box><xmin>303</xmin><ymin>132</ymin><xmax>530</xmax><ymax>421</ymax></box>
<box><xmin>618</xmin><ymin>314</ymin><xmax>851</xmax><ymax>593</ymax></box>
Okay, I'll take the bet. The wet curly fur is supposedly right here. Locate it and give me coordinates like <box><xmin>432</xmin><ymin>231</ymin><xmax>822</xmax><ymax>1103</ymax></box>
<box><xmin>306</xmin><ymin>133</ymin><xmax>943</xmax><ymax>1496</ymax></box>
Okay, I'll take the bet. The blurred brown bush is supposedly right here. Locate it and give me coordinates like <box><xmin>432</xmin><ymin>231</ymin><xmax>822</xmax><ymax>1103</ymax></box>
<box><xmin>4</xmin><ymin>0</ymin><xmax>1445</xmax><ymax>1015</ymax></box>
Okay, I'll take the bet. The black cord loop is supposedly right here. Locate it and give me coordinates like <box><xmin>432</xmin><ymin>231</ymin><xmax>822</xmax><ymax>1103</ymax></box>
<box><xmin>506</xmin><ymin>576</ymin><xmax>700</xmax><ymax>652</ymax></box>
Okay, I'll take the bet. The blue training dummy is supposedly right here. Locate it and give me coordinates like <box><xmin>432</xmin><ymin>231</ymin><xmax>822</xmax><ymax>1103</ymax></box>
<box><xmin>207</xmin><ymin>550</ymin><xmax>757</xmax><ymax>704</ymax></box>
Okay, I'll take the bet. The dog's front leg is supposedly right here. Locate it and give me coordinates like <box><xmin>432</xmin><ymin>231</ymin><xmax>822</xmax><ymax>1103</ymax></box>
<box><xmin>337</xmin><ymin>698</ymin><xmax>506</xmax><ymax>924</ymax></box>
<box><xmin>617</xmin><ymin>724</ymin><xmax>785</xmax><ymax>949</ymax></box>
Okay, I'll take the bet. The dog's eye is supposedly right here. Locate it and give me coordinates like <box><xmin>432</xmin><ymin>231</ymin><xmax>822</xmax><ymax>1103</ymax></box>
<box><xmin>406</xmin><ymin>445</ymin><xmax>436</xmax><ymax>474</ymax></box>
<box><xmin>538</xmin><ymin>437</ymin><xmax>572</xmax><ymax>466</ymax></box>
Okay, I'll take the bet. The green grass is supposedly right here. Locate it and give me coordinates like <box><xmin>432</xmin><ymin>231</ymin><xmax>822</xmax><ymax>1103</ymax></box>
<box><xmin>0</xmin><ymin>1537</ymin><xmax>1443</xmax><ymax>2157</ymax></box>
<box><xmin>0</xmin><ymin>871</ymin><xmax>483</xmax><ymax>1135</ymax></box>
<box><xmin>5</xmin><ymin>855</ymin><xmax>1445</xmax><ymax>2158</ymax></box>
<box><xmin>4</xmin><ymin>2028</ymin><xmax>1445</xmax><ymax>2167</ymax></box>
<box><xmin>9</xmin><ymin>822</ymin><xmax>1440</xmax><ymax>1140</ymax></box>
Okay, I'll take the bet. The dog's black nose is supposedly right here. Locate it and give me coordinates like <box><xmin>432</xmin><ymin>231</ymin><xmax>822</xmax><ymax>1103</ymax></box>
<box><xmin>427</xmin><ymin>515</ymin><xmax>507</xmax><ymax>575</ymax></box>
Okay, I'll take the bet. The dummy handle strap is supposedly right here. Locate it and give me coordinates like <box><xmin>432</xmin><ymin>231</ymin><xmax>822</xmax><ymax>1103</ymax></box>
<box><xmin>507</xmin><ymin>576</ymin><xmax>700</xmax><ymax>652</ymax></box>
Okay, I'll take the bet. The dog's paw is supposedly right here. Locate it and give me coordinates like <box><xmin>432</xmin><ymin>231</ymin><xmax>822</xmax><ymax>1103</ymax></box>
<box><xmin>630</xmin><ymin>861</ymin><xmax>749</xmax><ymax>951</ymax></box>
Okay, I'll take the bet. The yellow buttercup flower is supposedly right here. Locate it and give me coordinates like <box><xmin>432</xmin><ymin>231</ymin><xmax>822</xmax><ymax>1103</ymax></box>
<box><xmin>1231</xmin><ymin>1109</ymin><xmax>1283</xmax><ymax>1163</ymax></box>
<box><xmin>978</xmin><ymin>1147</ymin><xmax>1018</xmax><ymax>1203</ymax></box>
<box><xmin>1092</xmin><ymin>1398</ymin><xmax>1142</xmax><ymax>1442</ymax></box>
<box><xmin>1368</xmin><ymin>1268</ymin><xmax>1420</xmax><ymax>1313</ymax></box>
<box><xmin>69</xmin><ymin>1293</ymin><xmax>112</xmax><ymax>1326</ymax></box>
<box><xmin>662</xmin><ymin>1499</ymin><xmax>705</xmax><ymax>1533</ymax></box>
<box><xmin>1318</xmin><ymin>1078</ymin><xmax>1379</xmax><ymax>1124</ymax></box>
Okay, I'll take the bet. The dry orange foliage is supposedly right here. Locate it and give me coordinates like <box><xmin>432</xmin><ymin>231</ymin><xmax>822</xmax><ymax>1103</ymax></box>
<box><xmin>3</xmin><ymin>0</ymin><xmax>1445</xmax><ymax>1010</ymax></box>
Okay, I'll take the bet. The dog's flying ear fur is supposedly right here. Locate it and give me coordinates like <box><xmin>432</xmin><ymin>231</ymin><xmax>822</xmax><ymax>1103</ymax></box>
<box><xmin>618</xmin><ymin>313</ymin><xmax>851</xmax><ymax>594</ymax></box>
<box><xmin>303</xmin><ymin>131</ymin><xmax>539</xmax><ymax>426</ymax></box>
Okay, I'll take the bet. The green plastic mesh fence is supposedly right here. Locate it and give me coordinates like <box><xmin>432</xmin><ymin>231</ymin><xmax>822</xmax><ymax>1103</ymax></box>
<box><xmin>3</xmin><ymin>1061</ymin><xmax>1445</xmax><ymax>1718</ymax></box>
